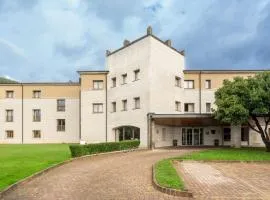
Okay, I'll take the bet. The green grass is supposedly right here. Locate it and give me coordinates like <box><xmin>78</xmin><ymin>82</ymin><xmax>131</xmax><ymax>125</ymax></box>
<box><xmin>179</xmin><ymin>148</ymin><xmax>270</xmax><ymax>161</ymax></box>
<box><xmin>155</xmin><ymin>159</ymin><xmax>184</xmax><ymax>190</ymax></box>
<box><xmin>0</xmin><ymin>144</ymin><xmax>70</xmax><ymax>191</ymax></box>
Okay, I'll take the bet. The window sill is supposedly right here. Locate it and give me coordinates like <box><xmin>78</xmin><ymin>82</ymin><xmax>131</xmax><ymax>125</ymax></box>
<box><xmin>132</xmin><ymin>79</ymin><xmax>140</xmax><ymax>82</ymax></box>
<box><xmin>92</xmin><ymin>88</ymin><xmax>104</xmax><ymax>91</ymax></box>
<box><xmin>133</xmin><ymin>108</ymin><xmax>140</xmax><ymax>110</ymax></box>
<box><xmin>121</xmin><ymin>83</ymin><xmax>127</xmax><ymax>85</ymax></box>
<box><xmin>93</xmin><ymin>112</ymin><xmax>104</xmax><ymax>114</ymax></box>
<box><xmin>184</xmin><ymin>88</ymin><xmax>195</xmax><ymax>89</ymax></box>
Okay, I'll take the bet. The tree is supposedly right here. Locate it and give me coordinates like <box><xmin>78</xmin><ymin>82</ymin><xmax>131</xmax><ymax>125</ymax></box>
<box><xmin>214</xmin><ymin>71</ymin><xmax>270</xmax><ymax>152</ymax></box>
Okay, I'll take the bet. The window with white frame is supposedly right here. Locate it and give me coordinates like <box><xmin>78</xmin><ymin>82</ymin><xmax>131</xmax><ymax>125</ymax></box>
<box><xmin>122</xmin><ymin>74</ymin><xmax>127</xmax><ymax>84</ymax></box>
<box><xmin>6</xmin><ymin>130</ymin><xmax>14</xmax><ymax>138</ymax></box>
<box><xmin>175</xmin><ymin>77</ymin><xmax>181</xmax><ymax>87</ymax></box>
<box><xmin>184</xmin><ymin>80</ymin><xmax>194</xmax><ymax>89</ymax></box>
<box><xmin>6</xmin><ymin>90</ymin><xmax>14</xmax><ymax>98</ymax></box>
<box><xmin>57</xmin><ymin>99</ymin><xmax>65</xmax><ymax>111</ymax></box>
<box><xmin>33</xmin><ymin>90</ymin><xmax>41</xmax><ymax>98</ymax></box>
<box><xmin>33</xmin><ymin>109</ymin><xmax>41</xmax><ymax>122</ymax></box>
<box><xmin>93</xmin><ymin>103</ymin><xmax>103</xmax><ymax>113</ymax></box>
<box><xmin>111</xmin><ymin>77</ymin><xmax>116</xmax><ymax>87</ymax></box>
<box><xmin>111</xmin><ymin>102</ymin><xmax>116</xmax><ymax>112</ymax></box>
<box><xmin>184</xmin><ymin>103</ymin><xmax>195</xmax><ymax>112</ymax></box>
<box><xmin>93</xmin><ymin>80</ymin><xmax>104</xmax><ymax>90</ymax></box>
<box><xmin>122</xmin><ymin>99</ymin><xmax>127</xmax><ymax>111</ymax></box>
<box><xmin>134</xmin><ymin>97</ymin><xmax>140</xmax><ymax>109</ymax></box>
<box><xmin>33</xmin><ymin>130</ymin><xmax>41</xmax><ymax>138</ymax></box>
<box><xmin>175</xmin><ymin>101</ymin><xmax>181</xmax><ymax>111</ymax></box>
<box><xmin>206</xmin><ymin>103</ymin><xmax>211</xmax><ymax>113</ymax></box>
<box><xmin>134</xmin><ymin>69</ymin><xmax>140</xmax><ymax>81</ymax></box>
<box><xmin>57</xmin><ymin>119</ymin><xmax>65</xmax><ymax>132</ymax></box>
<box><xmin>205</xmin><ymin>80</ymin><xmax>211</xmax><ymax>89</ymax></box>
<box><xmin>6</xmin><ymin>110</ymin><xmax>13</xmax><ymax>122</ymax></box>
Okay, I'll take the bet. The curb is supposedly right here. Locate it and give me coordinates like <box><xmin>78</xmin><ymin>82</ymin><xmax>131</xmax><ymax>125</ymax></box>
<box><xmin>0</xmin><ymin>148</ymin><xmax>144</xmax><ymax>199</ymax></box>
<box><xmin>179</xmin><ymin>160</ymin><xmax>270</xmax><ymax>163</ymax></box>
<box><xmin>152</xmin><ymin>163</ymin><xmax>193</xmax><ymax>197</ymax></box>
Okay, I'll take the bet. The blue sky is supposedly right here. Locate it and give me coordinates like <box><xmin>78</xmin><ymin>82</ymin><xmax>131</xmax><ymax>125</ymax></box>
<box><xmin>0</xmin><ymin>0</ymin><xmax>270</xmax><ymax>82</ymax></box>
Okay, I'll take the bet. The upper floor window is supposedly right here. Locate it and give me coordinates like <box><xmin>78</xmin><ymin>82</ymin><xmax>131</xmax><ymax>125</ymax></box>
<box><xmin>111</xmin><ymin>77</ymin><xmax>116</xmax><ymax>87</ymax></box>
<box><xmin>184</xmin><ymin>103</ymin><xmax>194</xmax><ymax>112</ymax></box>
<box><xmin>122</xmin><ymin>99</ymin><xmax>127</xmax><ymax>111</ymax></box>
<box><xmin>175</xmin><ymin>101</ymin><xmax>181</xmax><ymax>111</ymax></box>
<box><xmin>57</xmin><ymin>119</ymin><xmax>65</xmax><ymax>132</ymax></box>
<box><xmin>93</xmin><ymin>103</ymin><xmax>103</xmax><ymax>113</ymax></box>
<box><xmin>57</xmin><ymin>99</ymin><xmax>65</xmax><ymax>112</ymax></box>
<box><xmin>134</xmin><ymin>69</ymin><xmax>140</xmax><ymax>81</ymax></box>
<box><xmin>122</xmin><ymin>74</ymin><xmax>127</xmax><ymax>84</ymax></box>
<box><xmin>205</xmin><ymin>80</ymin><xmax>211</xmax><ymax>89</ymax></box>
<box><xmin>6</xmin><ymin>110</ymin><xmax>13</xmax><ymax>122</ymax></box>
<box><xmin>184</xmin><ymin>80</ymin><xmax>194</xmax><ymax>89</ymax></box>
<box><xmin>93</xmin><ymin>80</ymin><xmax>104</xmax><ymax>90</ymax></box>
<box><xmin>33</xmin><ymin>130</ymin><xmax>41</xmax><ymax>138</ymax></box>
<box><xmin>6</xmin><ymin>90</ymin><xmax>14</xmax><ymax>98</ymax></box>
<box><xmin>33</xmin><ymin>109</ymin><xmax>41</xmax><ymax>122</ymax></box>
<box><xmin>134</xmin><ymin>97</ymin><xmax>140</xmax><ymax>109</ymax></box>
<box><xmin>175</xmin><ymin>77</ymin><xmax>181</xmax><ymax>87</ymax></box>
<box><xmin>33</xmin><ymin>90</ymin><xmax>41</xmax><ymax>98</ymax></box>
<box><xmin>6</xmin><ymin>130</ymin><xmax>14</xmax><ymax>139</ymax></box>
<box><xmin>111</xmin><ymin>102</ymin><xmax>116</xmax><ymax>112</ymax></box>
<box><xmin>206</xmin><ymin>103</ymin><xmax>211</xmax><ymax>113</ymax></box>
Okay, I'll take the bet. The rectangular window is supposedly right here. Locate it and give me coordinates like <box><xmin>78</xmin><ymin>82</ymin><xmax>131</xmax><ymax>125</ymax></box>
<box><xmin>205</xmin><ymin>80</ymin><xmax>211</xmax><ymax>89</ymax></box>
<box><xmin>6</xmin><ymin>110</ymin><xmax>13</xmax><ymax>122</ymax></box>
<box><xmin>33</xmin><ymin>130</ymin><xmax>41</xmax><ymax>138</ymax></box>
<box><xmin>134</xmin><ymin>69</ymin><xmax>140</xmax><ymax>81</ymax></box>
<box><xmin>93</xmin><ymin>103</ymin><xmax>103</xmax><ymax>113</ymax></box>
<box><xmin>6</xmin><ymin>130</ymin><xmax>14</xmax><ymax>138</ymax></box>
<box><xmin>57</xmin><ymin>119</ymin><xmax>65</xmax><ymax>132</ymax></box>
<box><xmin>122</xmin><ymin>74</ymin><xmax>127</xmax><ymax>84</ymax></box>
<box><xmin>93</xmin><ymin>80</ymin><xmax>104</xmax><ymax>90</ymax></box>
<box><xmin>33</xmin><ymin>109</ymin><xmax>41</xmax><ymax>122</ymax></box>
<box><xmin>162</xmin><ymin>128</ymin><xmax>166</xmax><ymax>141</ymax></box>
<box><xmin>122</xmin><ymin>99</ymin><xmax>127</xmax><ymax>111</ymax></box>
<box><xmin>206</xmin><ymin>103</ymin><xmax>211</xmax><ymax>113</ymax></box>
<box><xmin>134</xmin><ymin>97</ymin><xmax>140</xmax><ymax>109</ymax></box>
<box><xmin>33</xmin><ymin>90</ymin><xmax>41</xmax><ymax>98</ymax></box>
<box><xmin>241</xmin><ymin>127</ymin><xmax>249</xmax><ymax>141</ymax></box>
<box><xmin>184</xmin><ymin>103</ymin><xmax>195</xmax><ymax>112</ymax></box>
<box><xmin>111</xmin><ymin>77</ymin><xmax>116</xmax><ymax>87</ymax></box>
<box><xmin>184</xmin><ymin>80</ymin><xmax>194</xmax><ymax>89</ymax></box>
<box><xmin>175</xmin><ymin>77</ymin><xmax>181</xmax><ymax>87</ymax></box>
<box><xmin>111</xmin><ymin>102</ymin><xmax>116</xmax><ymax>112</ymax></box>
<box><xmin>57</xmin><ymin>99</ymin><xmax>65</xmax><ymax>111</ymax></box>
<box><xmin>223</xmin><ymin>128</ymin><xmax>231</xmax><ymax>141</ymax></box>
<box><xmin>175</xmin><ymin>101</ymin><xmax>181</xmax><ymax>111</ymax></box>
<box><xmin>6</xmin><ymin>90</ymin><xmax>14</xmax><ymax>98</ymax></box>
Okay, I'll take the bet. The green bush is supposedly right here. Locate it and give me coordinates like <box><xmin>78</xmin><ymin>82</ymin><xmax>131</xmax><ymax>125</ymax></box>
<box><xmin>69</xmin><ymin>140</ymin><xmax>140</xmax><ymax>157</ymax></box>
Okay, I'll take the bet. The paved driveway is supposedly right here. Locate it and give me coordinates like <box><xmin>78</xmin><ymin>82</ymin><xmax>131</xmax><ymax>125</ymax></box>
<box><xmin>1</xmin><ymin>149</ymin><xmax>199</xmax><ymax>200</ymax></box>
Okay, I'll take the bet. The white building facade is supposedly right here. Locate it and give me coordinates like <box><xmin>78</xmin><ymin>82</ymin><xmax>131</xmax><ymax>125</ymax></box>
<box><xmin>0</xmin><ymin>27</ymin><xmax>268</xmax><ymax>148</ymax></box>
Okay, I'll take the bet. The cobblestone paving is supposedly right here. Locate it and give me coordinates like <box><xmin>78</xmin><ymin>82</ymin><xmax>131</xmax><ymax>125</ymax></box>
<box><xmin>178</xmin><ymin>161</ymin><xmax>270</xmax><ymax>200</ymax></box>
<box><xmin>1</xmin><ymin>149</ymin><xmax>201</xmax><ymax>200</ymax></box>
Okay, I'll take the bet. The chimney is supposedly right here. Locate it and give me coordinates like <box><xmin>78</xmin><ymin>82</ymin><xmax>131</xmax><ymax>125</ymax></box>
<box><xmin>123</xmin><ymin>40</ymin><xmax>130</xmax><ymax>47</ymax></box>
<box><xmin>179</xmin><ymin>50</ymin><xmax>185</xmax><ymax>56</ymax></box>
<box><xmin>147</xmin><ymin>26</ymin><xmax>152</xmax><ymax>35</ymax></box>
<box><xmin>165</xmin><ymin>40</ymin><xmax>172</xmax><ymax>47</ymax></box>
<box><xmin>106</xmin><ymin>50</ymin><xmax>111</xmax><ymax>56</ymax></box>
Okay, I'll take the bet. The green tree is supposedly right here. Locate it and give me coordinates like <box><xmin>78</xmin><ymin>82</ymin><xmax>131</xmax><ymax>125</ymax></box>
<box><xmin>214</xmin><ymin>72</ymin><xmax>270</xmax><ymax>152</ymax></box>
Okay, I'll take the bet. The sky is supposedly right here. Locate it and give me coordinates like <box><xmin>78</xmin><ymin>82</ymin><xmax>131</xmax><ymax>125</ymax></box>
<box><xmin>0</xmin><ymin>0</ymin><xmax>270</xmax><ymax>82</ymax></box>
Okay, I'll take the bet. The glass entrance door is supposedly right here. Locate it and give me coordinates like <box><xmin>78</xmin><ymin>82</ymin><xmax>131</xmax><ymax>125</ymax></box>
<box><xmin>182</xmin><ymin>128</ymin><xmax>204</xmax><ymax>146</ymax></box>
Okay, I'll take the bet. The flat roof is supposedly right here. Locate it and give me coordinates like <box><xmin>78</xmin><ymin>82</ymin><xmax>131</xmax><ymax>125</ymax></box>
<box><xmin>0</xmin><ymin>82</ymin><xmax>80</xmax><ymax>86</ymax></box>
<box><xmin>77</xmin><ymin>70</ymin><xmax>109</xmax><ymax>75</ymax></box>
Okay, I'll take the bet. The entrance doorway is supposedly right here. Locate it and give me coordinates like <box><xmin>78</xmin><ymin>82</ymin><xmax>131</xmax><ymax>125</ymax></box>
<box><xmin>182</xmin><ymin>128</ymin><xmax>204</xmax><ymax>145</ymax></box>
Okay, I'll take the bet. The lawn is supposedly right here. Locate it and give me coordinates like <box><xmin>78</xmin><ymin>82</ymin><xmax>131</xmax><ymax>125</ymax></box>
<box><xmin>179</xmin><ymin>147</ymin><xmax>270</xmax><ymax>161</ymax></box>
<box><xmin>155</xmin><ymin>159</ymin><xmax>184</xmax><ymax>190</ymax></box>
<box><xmin>0</xmin><ymin>144</ymin><xmax>71</xmax><ymax>191</ymax></box>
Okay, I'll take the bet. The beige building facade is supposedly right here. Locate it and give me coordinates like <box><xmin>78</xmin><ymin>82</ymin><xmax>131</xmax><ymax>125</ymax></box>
<box><xmin>0</xmin><ymin>27</ymin><xmax>268</xmax><ymax>148</ymax></box>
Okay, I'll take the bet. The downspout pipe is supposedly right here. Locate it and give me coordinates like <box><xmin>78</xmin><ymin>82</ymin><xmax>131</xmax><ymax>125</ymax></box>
<box><xmin>21</xmin><ymin>84</ymin><xmax>24</xmax><ymax>144</ymax></box>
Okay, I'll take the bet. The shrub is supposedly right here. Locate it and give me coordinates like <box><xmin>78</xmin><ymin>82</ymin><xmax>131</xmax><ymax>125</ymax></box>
<box><xmin>69</xmin><ymin>140</ymin><xmax>140</xmax><ymax>158</ymax></box>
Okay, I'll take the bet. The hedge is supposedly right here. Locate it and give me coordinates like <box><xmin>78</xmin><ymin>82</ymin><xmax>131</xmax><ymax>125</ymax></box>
<box><xmin>69</xmin><ymin>140</ymin><xmax>140</xmax><ymax>157</ymax></box>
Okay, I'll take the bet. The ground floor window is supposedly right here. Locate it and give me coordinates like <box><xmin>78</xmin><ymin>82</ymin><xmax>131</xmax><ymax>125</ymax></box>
<box><xmin>116</xmin><ymin>126</ymin><xmax>140</xmax><ymax>141</ymax></box>
<box><xmin>223</xmin><ymin>128</ymin><xmax>231</xmax><ymax>141</ymax></box>
<box><xmin>241</xmin><ymin>127</ymin><xmax>249</xmax><ymax>141</ymax></box>
<box><xmin>182</xmin><ymin>128</ymin><xmax>203</xmax><ymax>145</ymax></box>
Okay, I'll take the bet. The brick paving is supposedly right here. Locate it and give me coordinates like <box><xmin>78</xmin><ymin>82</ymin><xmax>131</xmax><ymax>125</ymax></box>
<box><xmin>178</xmin><ymin>161</ymin><xmax>270</xmax><ymax>200</ymax></box>
<box><xmin>1</xmin><ymin>149</ymin><xmax>201</xmax><ymax>200</ymax></box>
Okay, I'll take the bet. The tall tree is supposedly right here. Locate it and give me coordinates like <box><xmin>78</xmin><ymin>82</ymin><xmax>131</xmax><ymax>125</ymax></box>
<box><xmin>214</xmin><ymin>72</ymin><xmax>270</xmax><ymax>152</ymax></box>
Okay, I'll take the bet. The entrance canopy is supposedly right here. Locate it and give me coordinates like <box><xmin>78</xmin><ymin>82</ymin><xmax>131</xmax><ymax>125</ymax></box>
<box><xmin>150</xmin><ymin>113</ymin><xmax>222</xmax><ymax>126</ymax></box>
